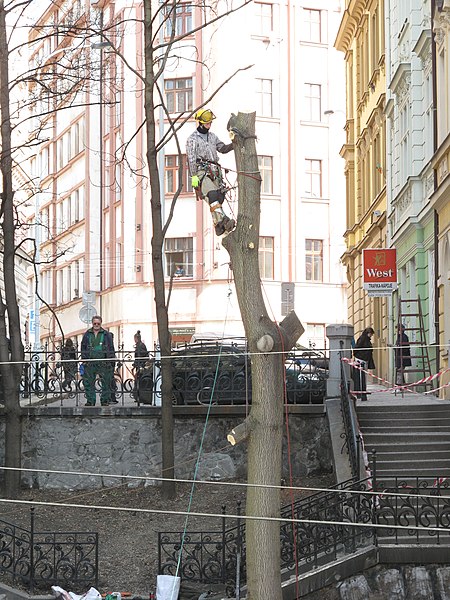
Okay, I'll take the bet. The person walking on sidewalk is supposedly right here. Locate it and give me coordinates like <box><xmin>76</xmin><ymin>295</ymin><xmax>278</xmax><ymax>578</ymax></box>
<box><xmin>352</xmin><ymin>327</ymin><xmax>375</xmax><ymax>401</ymax></box>
<box><xmin>81</xmin><ymin>316</ymin><xmax>116</xmax><ymax>406</ymax></box>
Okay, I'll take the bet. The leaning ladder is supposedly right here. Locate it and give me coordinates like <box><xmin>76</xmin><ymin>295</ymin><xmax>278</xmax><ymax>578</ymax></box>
<box><xmin>395</xmin><ymin>297</ymin><xmax>433</xmax><ymax>394</ymax></box>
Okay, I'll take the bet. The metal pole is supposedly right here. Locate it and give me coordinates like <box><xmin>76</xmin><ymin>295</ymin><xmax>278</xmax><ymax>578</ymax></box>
<box><xmin>30</xmin><ymin>507</ymin><xmax>35</xmax><ymax>594</ymax></box>
<box><xmin>99</xmin><ymin>10</ymin><xmax>104</xmax><ymax>315</ymax></box>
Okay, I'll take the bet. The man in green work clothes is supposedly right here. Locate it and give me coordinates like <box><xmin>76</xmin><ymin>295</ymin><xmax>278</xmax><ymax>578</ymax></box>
<box><xmin>80</xmin><ymin>315</ymin><xmax>116</xmax><ymax>406</ymax></box>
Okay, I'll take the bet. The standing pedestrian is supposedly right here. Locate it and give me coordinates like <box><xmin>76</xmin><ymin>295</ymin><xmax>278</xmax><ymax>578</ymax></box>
<box><xmin>395</xmin><ymin>323</ymin><xmax>412</xmax><ymax>384</ymax></box>
<box><xmin>61</xmin><ymin>338</ymin><xmax>77</xmax><ymax>391</ymax></box>
<box><xmin>352</xmin><ymin>327</ymin><xmax>375</xmax><ymax>401</ymax></box>
<box><xmin>80</xmin><ymin>316</ymin><xmax>116</xmax><ymax>406</ymax></box>
<box><xmin>133</xmin><ymin>331</ymin><xmax>149</xmax><ymax>401</ymax></box>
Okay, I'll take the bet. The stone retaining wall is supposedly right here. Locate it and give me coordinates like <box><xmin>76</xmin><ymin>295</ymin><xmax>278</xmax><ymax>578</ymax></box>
<box><xmin>0</xmin><ymin>407</ymin><xmax>331</xmax><ymax>490</ymax></box>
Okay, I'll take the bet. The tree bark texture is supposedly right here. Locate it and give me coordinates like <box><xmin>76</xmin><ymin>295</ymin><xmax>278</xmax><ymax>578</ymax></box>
<box><xmin>143</xmin><ymin>0</ymin><xmax>175</xmax><ymax>499</ymax></box>
<box><xmin>0</xmin><ymin>0</ymin><xmax>24</xmax><ymax>497</ymax></box>
<box><xmin>223</xmin><ymin>113</ymin><xmax>303</xmax><ymax>599</ymax></box>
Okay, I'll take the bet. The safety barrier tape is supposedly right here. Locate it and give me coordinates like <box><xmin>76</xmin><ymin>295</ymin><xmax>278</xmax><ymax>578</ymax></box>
<box><xmin>341</xmin><ymin>357</ymin><xmax>450</xmax><ymax>395</ymax></box>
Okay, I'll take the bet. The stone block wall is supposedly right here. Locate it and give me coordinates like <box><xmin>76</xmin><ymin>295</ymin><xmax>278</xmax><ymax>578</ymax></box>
<box><xmin>0</xmin><ymin>408</ymin><xmax>332</xmax><ymax>490</ymax></box>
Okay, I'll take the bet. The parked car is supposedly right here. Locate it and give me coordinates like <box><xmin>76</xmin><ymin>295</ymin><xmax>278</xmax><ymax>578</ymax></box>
<box><xmin>171</xmin><ymin>342</ymin><xmax>250</xmax><ymax>405</ymax></box>
<box><xmin>285</xmin><ymin>352</ymin><xmax>328</xmax><ymax>404</ymax></box>
<box><xmin>169</xmin><ymin>343</ymin><xmax>328</xmax><ymax>406</ymax></box>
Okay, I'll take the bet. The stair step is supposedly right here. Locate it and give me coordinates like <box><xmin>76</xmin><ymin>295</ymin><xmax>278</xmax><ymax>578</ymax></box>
<box><xmin>375</xmin><ymin>468</ymin><xmax>450</xmax><ymax>478</ymax></box>
<box><xmin>358</xmin><ymin>418</ymin><xmax>450</xmax><ymax>426</ymax></box>
<box><xmin>374</xmin><ymin>459</ymin><xmax>450</xmax><ymax>470</ymax></box>
<box><xmin>365</xmin><ymin>443</ymin><xmax>450</xmax><ymax>453</ymax></box>
<box><xmin>363</xmin><ymin>433</ymin><xmax>450</xmax><ymax>444</ymax></box>
<box><xmin>357</xmin><ymin>406</ymin><xmax>450</xmax><ymax>416</ymax></box>
<box><xmin>374</xmin><ymin>450</ymin><xmax>450</xmax><ymax>461</ymax></box>
<box><xmin>362</xmin><ymin>425</ymin><xmax>450</xmax><ymax>432</ymax></box>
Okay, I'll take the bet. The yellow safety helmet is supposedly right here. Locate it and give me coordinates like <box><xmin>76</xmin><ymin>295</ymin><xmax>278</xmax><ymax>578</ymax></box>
<box><xmin>195</xmin><ymin>108</ymin><xmax>216</xmax><ymax>124</ymax></box>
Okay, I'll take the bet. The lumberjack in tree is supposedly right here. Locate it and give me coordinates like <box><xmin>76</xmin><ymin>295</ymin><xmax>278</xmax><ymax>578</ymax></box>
<box><xmin>186</xmin><ymin>108</ymin><xmax>235</xmax><ymax>236</ymax></box>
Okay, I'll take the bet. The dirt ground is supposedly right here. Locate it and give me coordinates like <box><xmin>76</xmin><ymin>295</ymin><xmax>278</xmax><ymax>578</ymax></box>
<box><xmin>0</xmin><ymin>474</ymin><xmax>339</xmax><ymax>599</ymax></box>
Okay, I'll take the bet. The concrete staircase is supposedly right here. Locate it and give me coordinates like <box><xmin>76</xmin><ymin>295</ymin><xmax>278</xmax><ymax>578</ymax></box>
<box><xmin>356</xmin><ymin>401</ymin><xmax>450</xmax><ymax>551</ymax></box>
<box><xmin>356</xmin><ymin>402</ymin><xmax>450</xmax><ymax>482</ymax></box>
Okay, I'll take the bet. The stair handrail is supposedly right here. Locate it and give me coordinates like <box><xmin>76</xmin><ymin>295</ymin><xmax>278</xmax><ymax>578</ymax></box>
<box><xmin>340</xmin><ymin>347</ymin><xmax>364</xmax><ymax>480</ymax></box>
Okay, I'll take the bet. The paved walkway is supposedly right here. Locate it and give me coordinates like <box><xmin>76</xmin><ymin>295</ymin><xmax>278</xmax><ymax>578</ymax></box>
<box><xmin>359</xmin><ymin>382</ymin><xmax>450</xmax><ymax>406</ymax></box>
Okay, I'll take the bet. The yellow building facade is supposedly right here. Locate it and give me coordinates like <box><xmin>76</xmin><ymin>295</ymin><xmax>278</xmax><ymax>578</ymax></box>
<box><xmin>336</xmin><ymin>0</ymin><xmax>389</xmax><ymax>380</ymax></box>
<box><xmin>431</xmin><ymin>3</ymin><xmax>450</xmax><ymax>400</ymax></box>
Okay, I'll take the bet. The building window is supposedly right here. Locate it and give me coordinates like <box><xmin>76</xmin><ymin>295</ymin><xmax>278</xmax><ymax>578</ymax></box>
<box><xmin>254</xmin><ymin>2</ymin><xmax>273</xmax><ymax>35</ymax></box>
<box><xmin>165</xmin><ymin>78</ymin><xmax>193</xmax><ymax>113</ymax></box>
<box><xmin>306</xmin><ymin>323</ymin><xmax>326</xmax><ymax>349</ymax></box>
<box><xmin>304</xmin><ymin>159</ymin><xmax>322</xmax><ymax>197</ymax></box>
<box><xmin>305</xmin><ymin>239</ymin><xmax>323</xmax><ymax>282</ymax></box>
<box><xmin>165</xmin><ymin>155</ymin><xmax>192</xmax><ymax>194</ymax></box>
<box><xmin>258</xmin><ymin>155</ymin><xmax>273</xmax><ymax>194</ymax></box>
<box><xmin>164</xmin><ymin>3</ymin><xmax>193</xmax><ymax>37</ymax></box>
<box><xmin>165</xmin><ymin>237</ymin><xmax>193</xmax><ymax>277</ymax></box>
<box><xmin>256</xmin><ymin>78</ymin><xmax>273</xmax><ymax>117</ymax></box>
<box><xmin>259</xmin><ymin>236</ymin><xmax>274</xmax><ymax>279</ymax></box>
<box><xmin>304</xmin><ymin>83</ymin><xmax>321</xmax><ymax>122</ymax></box>
<box><xmin>303</xmin><ymin>8</ymin><xmax>322</xmax><ymax>43</ymax></box>
<box><xmin>40</xmin><ymin>206</ymin><xmax>50</xmax><ymax>241</ymax></box>
<box><xmin>399</xmin><ymin>103</ymin><xmax>410</xmax><ymax>184</ymax></box>
<box><xmin>115</xmin><ymin>242</ymin><xmax>122</xmax><ymax>284</ymax></box>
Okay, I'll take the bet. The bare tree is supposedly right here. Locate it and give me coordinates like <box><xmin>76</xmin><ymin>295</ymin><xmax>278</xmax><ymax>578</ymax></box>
<box><xmin>141</xmin><ymin>0</ymin><xmax>251</xmax><ymax>498</ymax></box>
<box><xmin>224</xmin><ymin>112</ymin><xmax>304</xmax><ymax>600</ymax></box>
<box><xmin>0</xmin><ymin>0</ymin><xmax>25</xmax><ymax>496</ymax></box>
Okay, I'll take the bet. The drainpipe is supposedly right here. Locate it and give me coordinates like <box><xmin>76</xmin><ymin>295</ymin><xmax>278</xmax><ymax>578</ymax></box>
<box><xmin>431</xmin><ymin>0</ymin><xmax>440</xmax><ymax>375</ymax></box>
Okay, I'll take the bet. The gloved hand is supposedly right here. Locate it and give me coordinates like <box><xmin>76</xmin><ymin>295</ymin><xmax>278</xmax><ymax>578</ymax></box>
<box><xmin>191</xmin><ymin>175</ymin><xmax>200</xmax><ymax>188</ymax></box>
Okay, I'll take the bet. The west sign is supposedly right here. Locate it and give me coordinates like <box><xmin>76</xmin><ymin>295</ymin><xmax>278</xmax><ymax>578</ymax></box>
<box><xmin>363</xmin><ymin>248</ymin><xmax>398</xmax><ymax>297</ymax></box>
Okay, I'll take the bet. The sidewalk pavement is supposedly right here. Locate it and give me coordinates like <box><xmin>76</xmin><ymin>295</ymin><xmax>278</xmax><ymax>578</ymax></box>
<box><xmin>358</xmin><ymin>382</ymin><xmax>450</xmax><ymax>406</ymax></box>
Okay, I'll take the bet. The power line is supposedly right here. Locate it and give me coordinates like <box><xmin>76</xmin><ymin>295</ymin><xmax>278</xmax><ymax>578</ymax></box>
<box><xmin>1</xmin><ymin>466</ymin><xmax>449</xmax><ymax>503</ymax></box>
<box><xmin>0</xmin><ymin>495</ymin><xmax>447</xmax><ymax>536</ymax></box>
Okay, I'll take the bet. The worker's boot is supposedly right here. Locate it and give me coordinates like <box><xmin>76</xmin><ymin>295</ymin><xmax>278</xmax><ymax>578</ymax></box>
<box><xmin>210</xmin><ymin>206</ymin><xmax>235</xmax><ymax>236</ymax></box>
<box><xmin>207</xmin><ymin>190</ymin><xmax>235</xmax><ymax>235</ymax></box>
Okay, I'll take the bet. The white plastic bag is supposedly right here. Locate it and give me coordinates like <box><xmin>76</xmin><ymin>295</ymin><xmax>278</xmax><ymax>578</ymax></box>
<box><xmin>51</xmin><ymin>587</ymin><xmax>101</xmax><ymax>600</ymax></box>
<box><xmin>156</xmin><ymin>574</ymin><xmax>181</xmax><ymax>600</ymax></box>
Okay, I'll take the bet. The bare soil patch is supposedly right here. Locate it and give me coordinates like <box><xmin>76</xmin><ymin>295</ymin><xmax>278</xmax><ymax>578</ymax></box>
<box><xmin>0</xmin><ymin>474</ymin><xmax>336</xmax><ymax>598</ymax></box>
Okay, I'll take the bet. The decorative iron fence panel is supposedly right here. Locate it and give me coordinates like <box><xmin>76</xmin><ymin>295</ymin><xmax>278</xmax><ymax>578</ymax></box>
<box><xmin>372</xmin><ymin>454</ymin><xmax>450</xmax><ymax>545</ymax></box>
<box><xmin>0</xmin><ymin>509</ymin><xmax>98</xmax><ymax>593</ymax></box>
<box><xmin>158</xmin><ymin>478</ymin><xmax>374</xmax><ymax>597</ymax></box>
<box><xmin>12</xmin><ymin>343</ymin><xmax>328</xmax><ymax>407</ymax></box>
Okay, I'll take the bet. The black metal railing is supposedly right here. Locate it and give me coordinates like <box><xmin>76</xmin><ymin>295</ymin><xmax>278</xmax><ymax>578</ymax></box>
<box><xmin>340</xmin><ymin>351</ymin><xmax>363</xmax><ymax>479</ymax></box>
<box><xmin>159</xmin><ymin>463</ymin><xmax>450</xmax><ymax>597</ymax></box>
<box><xmin>5</xmin><ymin>342</ymin><xmax>328</xmax><ymax>408</ymax></box>
<box><xmin>0</xmin><ymin>508</ymin><xmax>98</xmax><ymax>593</ymax></box>
<box><xmin>371</xmin><ymin>452</ymin><xmax>450</xmax><ymax>545</ymax></box>
<box><xmin>158</xmin><ymin>477</ymin><xmax>375</xmax><ymax>597</ymax></box>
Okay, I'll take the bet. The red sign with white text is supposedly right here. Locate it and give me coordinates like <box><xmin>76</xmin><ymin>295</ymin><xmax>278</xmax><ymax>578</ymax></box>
<box><xmin>363</xmin><ymin>248</ymin><xmax>397</xmax><ymax>295</ymax></box>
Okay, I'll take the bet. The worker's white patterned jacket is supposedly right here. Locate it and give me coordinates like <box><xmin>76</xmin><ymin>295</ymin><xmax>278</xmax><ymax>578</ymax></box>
<box><xmin>186</xmin><ymin>129</ymin><xmax>233</xmax><ymax>176</ymax></box>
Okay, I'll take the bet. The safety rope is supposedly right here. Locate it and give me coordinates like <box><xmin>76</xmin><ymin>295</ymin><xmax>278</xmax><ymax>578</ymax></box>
<box><xmin>172</xmin><ymin>287</ymin><xmax>234</xmax><ymax>599</ymax></box>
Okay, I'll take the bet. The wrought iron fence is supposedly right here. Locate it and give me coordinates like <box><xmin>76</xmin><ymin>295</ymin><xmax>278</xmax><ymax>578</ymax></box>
<box><xmin>371</xmin><ymin>452</ymin><xmax>450</xmax><ymax>545</ymax></box>
<box><xmin>6</xmin><ymin>342</ymin><xmax>328</xmax><ymax>407</ymax></box>
<box><xmin>0</xmin><ymin>508</ymin><xmax>98</xmax><ymax>593</ymax></box>
<box><xmin>159</xmin><ymin>461</ymin><xmax>450</xmax><ymax>597</ymax></box>
<box><xmin>158</xmin><ymin>477</ymin><xmax>374</xmax><ymax>597</ymax></box>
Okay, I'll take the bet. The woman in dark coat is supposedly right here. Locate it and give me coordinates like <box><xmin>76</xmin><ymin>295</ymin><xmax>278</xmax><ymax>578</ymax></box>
<box><xmin>352</xmin><ymin>327</ymin><xmax>375</xmax><ymax>401</ymax></box>
<box><xmin>61</xmin><ymin>338</ymin><xmax>77</xmax><ymax>391</ymax></box>
<box><xmin>395</xmin><ymin>324</ymin><xmax>412</xmax><ymax>384</ymax></box>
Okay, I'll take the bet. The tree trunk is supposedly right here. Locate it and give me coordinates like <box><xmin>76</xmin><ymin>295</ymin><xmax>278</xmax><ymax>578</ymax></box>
<box><xmin>143</xmin><ymin>0</ymin><xmax>175</xmax><ymax>499</ymax></box>
<box><xmin>0</xmin><ymin>0</ymin><xmax>24</xmax><ymax>497</ymax></box>
<box><xmin>223</xmin><ymin>112</ymin><xmax>303</xmax><ymax>599</ymax></box>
